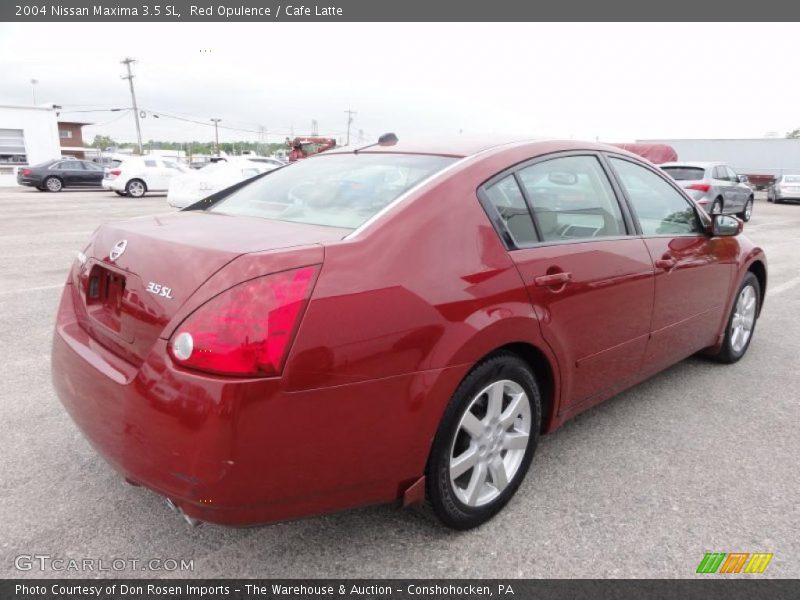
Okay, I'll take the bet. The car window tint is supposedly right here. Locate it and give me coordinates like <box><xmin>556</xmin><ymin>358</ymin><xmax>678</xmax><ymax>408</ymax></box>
<box><xmin>726</xmin><ymin>166</ymin><xmax>739</xmax><ymax>181</ymax></box>
<box><xmin>714</xmin><ymin>166</ymin><xmax>728</xmax><ymax>181</ymax></box>
<box><xmin>610</xmin><ymin>157</ymin><xmax>702</xmax><ymax>236</ymax></box>
<box><xmin>83</xmin><ymin>162</ymin><xmax>103</xmax><ymax>171</ymax></box>
<box><xmin>144</xmin><ymin>160</ymin><xmax>158</xmax><ymax>168</ymax></box>
<box><xmin>62</xmin><ymin>161</ymin><xmax>83</xmax><ymax>170</ymax></box>
<box><xmin>483</xmin><ymin>175</ymin><xmax>538</xmax><ymax>246</ymax></box>
<box><xmin>517</xmin><ymin>155</ymin><xmax>626</xmax><ymax>242</ymax></box>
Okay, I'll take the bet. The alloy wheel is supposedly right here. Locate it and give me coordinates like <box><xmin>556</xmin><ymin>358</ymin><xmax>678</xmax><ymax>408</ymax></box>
<box><xmin>46</xmin><ymin>177</ymin><xmax>62</xmax><ymax>192</ymax></box>
<box><xmin>731</xmin><ymin>284</ymin><xmax>757</xmax><ymax>353</ymax></box>
<box><xmin>127</xmin><ymin>180</ymin><xmax>145</xmax><ymax>197</ymax></box>
<box><xmin>449</xmin><ymin>379</ymin><xmax>531</xmax><ymax>507</ymax></box>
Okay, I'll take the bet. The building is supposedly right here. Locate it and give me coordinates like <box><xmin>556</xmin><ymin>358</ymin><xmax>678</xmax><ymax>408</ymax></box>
<box><xmin>0</xmin><ymin>103</ymin><xmax>61</xmax><ymax>186</ymax></box>
<box><xmin>58</xmin><ymin>120</ymin><xmax>98</xmax><ymax>160</ymax></box>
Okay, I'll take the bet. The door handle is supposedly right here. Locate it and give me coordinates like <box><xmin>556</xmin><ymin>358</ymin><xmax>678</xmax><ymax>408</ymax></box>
<box><xmin>534</xmin><ymin>272</ymin><xmax>572</xmax><ymax>287</ymax></box>
<box><xmin>655</xmin><ymin>255</ymin><xmax>677</xmax><ymax>270</ymax></box>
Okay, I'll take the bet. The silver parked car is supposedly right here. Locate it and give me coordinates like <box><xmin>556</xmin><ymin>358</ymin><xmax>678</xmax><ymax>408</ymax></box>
<box><xmin>767</xmin><ymin>174</ymin><xmax>800</xmax><ymax>204</ymax></box>
<box><xmin>660</xmin><ymin>161</ymin><xmax>754</xmax><ymax>222</ymax></box>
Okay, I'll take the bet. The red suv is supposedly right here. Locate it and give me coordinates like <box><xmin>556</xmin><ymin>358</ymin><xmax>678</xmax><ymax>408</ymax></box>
<box><xmin>52</xmin><ymin>137</ymin><xmax>766</xmax><ymax>529</ymax></box>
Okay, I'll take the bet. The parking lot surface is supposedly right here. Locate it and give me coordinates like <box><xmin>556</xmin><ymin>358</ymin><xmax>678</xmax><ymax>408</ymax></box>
<box><xmin>1</xmin><ymin>187</ymin><xmax>798</xmax><ymax>578</ymax></box>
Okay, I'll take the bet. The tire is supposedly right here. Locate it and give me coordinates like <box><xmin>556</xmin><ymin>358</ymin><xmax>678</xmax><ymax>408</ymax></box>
<box><xmin>424</xmin><ymin>352</ymin><xmax>541</xmax><ymax>530</ymax></box>
<box><xmin>114</xmin><ymin>190</ymin><xmax>128</xmax><ymax>197</ymax></box>
<box><xmin>710</xmin><ymin>198</ymin><xmax>723</xmax><ymax>215</ymax></box>
<box><xmin>774</xmin><ymin>195</ymin><xmax>783</xmax><ymax>205</ymax></box>
<box><xmin>44</xmin><ymin>176</ymin><xmax>63</xmax><ymax>192</ymax></box>
<box><xmin>125</xmin><ymin>179</ymin><xmax>146</xmax><ymax>198</ymax></box>
<box><xmin>709</xmin><ymin>272</ymin><xmax>761</xmax><ymax>364</ymax></box>
<box><xmin>738</xmin><ymin>197</ymin><xmax>754</xmax><ymax>222</ymax></box>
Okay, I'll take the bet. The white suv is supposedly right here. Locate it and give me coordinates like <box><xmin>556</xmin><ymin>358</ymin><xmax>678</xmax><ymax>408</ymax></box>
<box><xmin>103</xmin><ymin>157</ymin><xmax>189</xmax><ymax>198</ymax></box>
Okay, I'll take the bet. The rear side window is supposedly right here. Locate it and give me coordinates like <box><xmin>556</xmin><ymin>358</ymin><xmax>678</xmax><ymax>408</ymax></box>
<box><xmin>662</xmin><ymin>166</ymin><xmax>705</xmax><ymax>181</ymax></box>
<box><xmin>210</xmin><ymin>153</ymin><xmax>457</xmax><ymax>230</ymax></box>
<box><xmin>784</xmin><ymin>175</ymin><xmax>800</xmax><ymax>183</ymax></box>
<box><xmin>610</xmin><ymin>157</ymin><xmax>702</xmax><ymax>236</ymax></box>
<box><xmin>482</xmin><ymin>176</ymin><xmax>538</xmax><ymax>246</ymax></box>
<box><xmin>517</xmin><ymin>155</ymin><xmax>626</xmax><ymax>242</ymax></box>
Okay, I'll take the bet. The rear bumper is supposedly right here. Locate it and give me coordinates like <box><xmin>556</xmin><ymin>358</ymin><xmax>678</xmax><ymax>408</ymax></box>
<box><xmin>16</xmin><ymin>176</ymin><xmax>40</xmax><ymax>187</ymax></box>
<box><xmin>51</xmin><ymin>284</ymin><xmax>461</xmax><ymax>525</ymax></box>
<box><xmin>102</xmin><ymin>178</ymin><xmax>122</xmax><ymax>191</ymax></box>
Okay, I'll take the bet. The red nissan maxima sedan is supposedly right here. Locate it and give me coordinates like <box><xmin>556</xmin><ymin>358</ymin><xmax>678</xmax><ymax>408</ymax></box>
<box><xmin>52</xmin><ymin>136</ymin><xmax>767</xmax><ymax>529</ymax></box>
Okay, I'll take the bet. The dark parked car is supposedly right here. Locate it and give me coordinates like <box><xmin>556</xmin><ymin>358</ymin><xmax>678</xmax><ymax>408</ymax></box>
<box><xmin>16</xmin><ymin>159</ymin><xmax>105</xmax><ymax>192</ymax></box>
<box><xmin>52</xmin><ymin>137</ymin><xmax>766</xmax><ymax>530</ymax></box>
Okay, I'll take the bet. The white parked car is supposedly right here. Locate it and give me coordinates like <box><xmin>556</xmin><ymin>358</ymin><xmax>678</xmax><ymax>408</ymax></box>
<box><xmin>103</xmin><ymin>157</ymin><xmax>190</xmax><ymax>198</ymax></box>
<box><xmin>167</xmin><ymin>157</ymin><xmax>283</xmax><ymax>208</ymax></box>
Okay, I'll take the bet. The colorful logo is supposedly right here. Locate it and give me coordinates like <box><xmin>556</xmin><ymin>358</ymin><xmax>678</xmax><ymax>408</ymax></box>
<box><xmin>696</xmin><ymin>552</ymin><xmax>773</xmax><ymax>574</ymax></box>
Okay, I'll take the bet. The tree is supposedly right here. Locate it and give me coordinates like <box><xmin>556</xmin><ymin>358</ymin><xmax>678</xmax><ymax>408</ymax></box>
<box><xmin>786</xmin><ymin>129</ymin><xmax>800</xmax><ymax>139</ymax></box>
<box><xmin>90</xmin><ymin>135</ymin><xmax>117</xmax><ymax>149</ymax></box>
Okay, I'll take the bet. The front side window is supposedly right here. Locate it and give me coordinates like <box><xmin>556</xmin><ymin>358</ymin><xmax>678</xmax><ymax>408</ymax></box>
<box><xmin>482</xmin><ymin>175</ymin><xmax>538</xmax><ymax>246</ymax></box>
<box><xmin>517</xmin><ymin>155</ymin><xmax>626</xmax><ymax>242</ymax></box>
<box><xmin>210</xmin><ymin>153</ymin><xmax>457</xmax><ymax>229</ymax></box>
<box><xmin>144</xmin><ymin>160</ymin><xmax>158</xmax><ymax>168</ymax></box>
<box><xmin>609</xmin><ymin>157</ymin><xmax>702</xmax><ymax>236</ymax></box>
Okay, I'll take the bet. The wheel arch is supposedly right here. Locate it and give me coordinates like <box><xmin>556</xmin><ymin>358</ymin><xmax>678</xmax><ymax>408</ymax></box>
<box><xmin>747</xmin><ymin>259</ymin><xmax>767</xmax><ymax>316</ymax></box>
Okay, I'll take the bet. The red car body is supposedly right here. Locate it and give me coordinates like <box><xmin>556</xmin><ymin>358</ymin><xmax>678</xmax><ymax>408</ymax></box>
<box><xmin>52</xmin><ymin>138</ymin><xmax>767</xmax><ymax>526</ymax></box>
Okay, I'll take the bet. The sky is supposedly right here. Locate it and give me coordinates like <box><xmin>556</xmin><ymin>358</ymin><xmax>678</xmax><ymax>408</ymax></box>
<box><xmin>1</xmin><ymin>22</ymin><xmax>798</xmax><ymax>146</ymax></box>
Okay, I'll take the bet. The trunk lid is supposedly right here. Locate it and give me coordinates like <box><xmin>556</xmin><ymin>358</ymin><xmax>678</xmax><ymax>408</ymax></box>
<box><xmin>74</xmin><ymin>211</ymin><xmax>347</xmax><ymax>365</ymax></box>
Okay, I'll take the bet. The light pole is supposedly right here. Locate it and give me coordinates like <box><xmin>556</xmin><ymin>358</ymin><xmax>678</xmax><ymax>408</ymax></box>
<box><xmin>210</xmin><ymin>118</ymin><xmax>221</xmax><ymax>155</ymax></box>
<box><xmin>120</xmin><ymin>57</ymin><xmax>144</xmax><ymax>155</ymax></box>
<box><xmin>30</xmin><ymin>79</ymin><xmax>38</xmax><ymax>105</ymax></box>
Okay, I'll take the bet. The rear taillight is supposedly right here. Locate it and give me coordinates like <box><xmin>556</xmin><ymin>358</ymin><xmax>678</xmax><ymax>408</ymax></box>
<box><xmin>109</xmin><ymin>169</ymin><xmax>121</xmax><ymax>177</ymax></box>
<box><xmin>21</xmin><ymin>168</ymin><xmax>32</xmax><ymax>176</ymax></box>
<box><xmin>687</xmin><ymin>183</ymin><xmax>711</xmax><ymax>192</ymax></box>
<box><xmin>168</xmin><ymin>265</ymin><xmax>319</xmax><ymax>377</ymax></box>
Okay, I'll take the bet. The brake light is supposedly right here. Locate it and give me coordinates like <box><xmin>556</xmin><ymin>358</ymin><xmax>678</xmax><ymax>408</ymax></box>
<box><xmin>109</xmin><ymin>169</ymin><xmax>121</xmax><ymax>177</ymax></box>
<box><xmin>21</xmin><ymin>168</ymin><xmax>32</xmax><ymax>176</ymax></box>
<box><xmin>687</xmin><ymin>183</ymin><xmax>711</xmax><ymax>192</ymax></box>
<box><xmin>168</xmin><ymin>265</ymin><xmax>319</xmax><ymax>377</ymax></box>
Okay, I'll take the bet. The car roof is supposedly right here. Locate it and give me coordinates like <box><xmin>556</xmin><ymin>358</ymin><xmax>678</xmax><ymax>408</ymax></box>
<box><xmin>325</xmin><ymin>135</ymin><xmax>629</xmax><ymax>159</ymax></box>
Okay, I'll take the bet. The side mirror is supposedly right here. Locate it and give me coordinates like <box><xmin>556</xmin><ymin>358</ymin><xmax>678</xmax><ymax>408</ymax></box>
<box><xmin>738</xmin><ymin>175</ymin><xmax>749</xmax><ymax>183</ymax></box>
<box><xmin>712</xmin><ymin>214</ymin><xmax>743</xmax><ymax>236</ymax></box>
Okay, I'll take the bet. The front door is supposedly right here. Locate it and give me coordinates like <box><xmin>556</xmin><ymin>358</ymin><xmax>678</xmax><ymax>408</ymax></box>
<box><xmin>481</xmin><ymin>153</ymin><xmax>655</xmax><ymax>410</ymax></box>
<box><xmin>607</xmin><ymin>156</ymin><xmax>737</xmax><ymax>373</ymax></box>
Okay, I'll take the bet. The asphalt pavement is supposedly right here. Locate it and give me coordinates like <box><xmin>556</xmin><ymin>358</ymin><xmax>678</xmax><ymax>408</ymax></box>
<box><xmin>1</xmin><ymin>187</ymin><xmax>798</xmax><ymax>578</ymax></box>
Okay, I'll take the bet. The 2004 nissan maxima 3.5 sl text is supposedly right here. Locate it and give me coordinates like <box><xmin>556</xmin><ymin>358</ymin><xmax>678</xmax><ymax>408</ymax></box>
<box><xmin>52</xmin><ymin>137</ymin><xmax>767</xmax><ymax>529</ymax></box>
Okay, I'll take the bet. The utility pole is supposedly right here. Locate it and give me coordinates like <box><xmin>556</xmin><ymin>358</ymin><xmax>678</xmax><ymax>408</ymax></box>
<box><xmin>120</xmin><ymin>58</ymin><xmax>143</xmax><ymax>155</ymax></box>
<box><xmin>344</xmin><ymin>108</ymin><xmax>356</xmax><ymax>146</ymax></box>
<box><xmin>210</xmin><ymin>118</ymin><xmax>221</xmax><ymax>155</ymax></box>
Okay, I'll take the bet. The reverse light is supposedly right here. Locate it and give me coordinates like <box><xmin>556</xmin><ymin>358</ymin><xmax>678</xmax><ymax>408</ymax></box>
<box><xmin>168</xmin><ymin>265</ymin><xmax>319</xmax><ymax>377</ymax></box>
<box><xmin>687</xmin><ymin>183</ymin><xmax>711</xmax><ymax>192</ymax></box>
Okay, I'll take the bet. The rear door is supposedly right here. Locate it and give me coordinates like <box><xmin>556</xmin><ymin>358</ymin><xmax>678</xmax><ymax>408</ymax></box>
<box><xmin>725</xmin><ymin>165</ymin><xmax>747</xmax><ymax>209</ymax></box>
<box><xmin>606</xmin><ymin>155</ymin><xmax>736</xmax><ymax>374</ymax></box>
<box><xmin>81</xmin><ymin>161</ymin><xmax>105</xmax><ymax>186</ymax></box>
<box><xmin>480</xmin><ymin>152</ymin><xmax>655</xmax><ymax>410</ymax></box>
<box><xmin>59</xmin><ymin>160</ymin><xmax>84</xmax><ymax>186</ymax></box>
<box><xmin>713</xmin><ymin>166</ymin><xmax>736</xmax><ymax>210</ymax></box>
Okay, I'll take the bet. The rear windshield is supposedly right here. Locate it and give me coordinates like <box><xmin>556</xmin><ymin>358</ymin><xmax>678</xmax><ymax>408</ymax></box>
<box><xmin>783</xmin><ymin>175</ymin><xmax>800</xmax><ymax>183</ymax></box>
<box><xmin>209</xmin><ymin>153</ymin><xmax>458</xmax><ymax>229</ymax></box>
<box><xmin>661</xmin><ymin>166</ymin><xmax>706</xmax><ymax>181</ymax></box>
